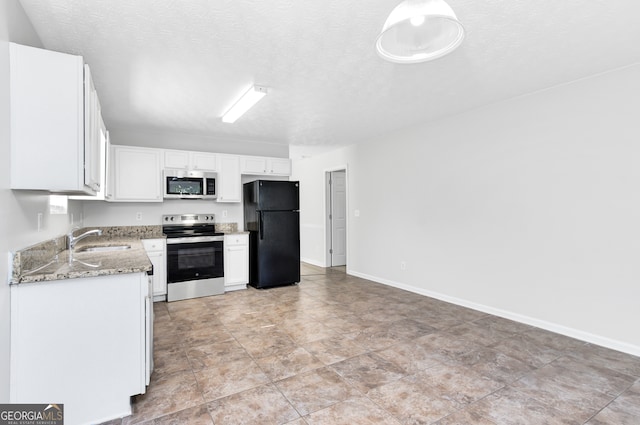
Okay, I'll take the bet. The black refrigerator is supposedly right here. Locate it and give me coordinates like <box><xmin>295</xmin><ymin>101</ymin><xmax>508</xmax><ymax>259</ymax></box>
<box><xmin>243</xmin><ymin>180</ymin><xmax>300</xmax><ymax>289</ymax></box>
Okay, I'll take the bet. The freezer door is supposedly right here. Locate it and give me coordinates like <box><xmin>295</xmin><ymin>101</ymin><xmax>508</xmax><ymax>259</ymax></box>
<box><xmin>252</xmin><ymin>210</ymin><xmax>300</xmax><ymax>288</ymax></box>
<box><xmin>256</xmin><ymin>180</ymin><xmax>299</xmax><ymax>211</ymax></box>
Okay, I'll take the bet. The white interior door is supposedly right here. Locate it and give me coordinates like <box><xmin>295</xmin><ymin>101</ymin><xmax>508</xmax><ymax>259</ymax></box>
<box><xmin>330</xmin><ymin>170</ymin><xmax>346</xmax><ymax>266</ymax></box>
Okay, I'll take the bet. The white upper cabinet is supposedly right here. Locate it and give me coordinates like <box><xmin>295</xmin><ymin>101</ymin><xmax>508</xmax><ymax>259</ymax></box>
<box><xmin>164</xmin><ymin>149</ymin><xmax>217</xmax><ymax>171</ymax></box>
<box><xmin>192</xmin><ymin>152</ymin><xmax>218</xmax><ymax>171</ymax></box>
<box><xmin>70</xmin><ymin>120</ymin><xmax>110</xmax><ymax>201</ymax></box>
<box><xmin>83</xmin><ymin>65</ymin><xmax>102</xmax><ymax>193</ymax></box>
<box><xmin>240</xmin><ymin>156</ymin><xmax>291</xmax><ymax>176</ymax></box>
<box><xmin>108</xmin><ymin>145</ymin><xmax>162</xmax><ymax>202</ymax></box>
<box><xmin>163</xmin><ymin>150</ymin><xmax>189</xmax><ymax>169</ymax></box>
<box><xmin>240</xmin><ymin>156</ymin><xmax>268</xmax><ymax>174</ymax></box>
<box><xmin>216</xmin><ymin>155</ymin><xmax>241</xmax><ymax>203</ymax></box>
<box><xmin>269</xmin><ymin>158</ymin><xmax>292</xmax><ymax>175</ymax></box>
<box><xmin>9</xmin><ymin>43</ymin><xmax>103</xmax><ymax>194</ymax></box>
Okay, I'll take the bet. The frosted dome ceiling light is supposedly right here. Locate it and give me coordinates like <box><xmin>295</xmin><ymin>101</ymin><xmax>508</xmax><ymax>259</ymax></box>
<box><xmin>376</xmin><ymin>0</ymin><xmax>465</xmax><ymax>64</ymax></box>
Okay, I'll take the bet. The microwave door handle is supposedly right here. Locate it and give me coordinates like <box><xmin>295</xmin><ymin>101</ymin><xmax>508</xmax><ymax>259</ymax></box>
<box><xmin>258</xmin><ymin>212</ymin><xmax>264</xmax><ymax>240</ymax></box>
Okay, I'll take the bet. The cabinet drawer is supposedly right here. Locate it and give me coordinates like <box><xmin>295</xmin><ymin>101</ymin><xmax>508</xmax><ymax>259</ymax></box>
<box><xmin>224</xmin><ymin>234</ymin><xmax>247</xmax><ymax>246</ymax></box>
<box><xmin>142</xmin><ymin>239</ymin><xmax>165</xmax><ymax>252</ymax></box>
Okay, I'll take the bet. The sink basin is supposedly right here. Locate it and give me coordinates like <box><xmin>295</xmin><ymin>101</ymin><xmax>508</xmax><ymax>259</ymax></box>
<box><xmin>77</xmin><ymin>245</ymin><xmax>131</xmax><ymax>253</ymax></box>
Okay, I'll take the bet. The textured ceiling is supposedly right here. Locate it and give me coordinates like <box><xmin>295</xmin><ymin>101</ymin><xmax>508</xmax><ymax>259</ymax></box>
<box><xmin>17</xmin><ymin>0</ymin><xmax>640</xmax><ymax>154</ymax></box>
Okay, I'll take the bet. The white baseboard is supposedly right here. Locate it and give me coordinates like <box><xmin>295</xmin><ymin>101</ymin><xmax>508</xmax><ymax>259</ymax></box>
<box><xmin>348</xmin><ymin>270</ymin><xmax>640</xmax><ymax>357</ymax></box>
<box><xmin>301</xmin><ymin>257</ymin><xmax>325</xmax><ymax>268</ymax></box>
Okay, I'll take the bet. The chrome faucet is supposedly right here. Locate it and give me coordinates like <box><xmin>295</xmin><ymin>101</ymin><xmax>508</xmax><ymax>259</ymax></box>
<box><xmin>67</xmin><ymin>227</ymin><xmax>103</xmax><ymax>265</ymax></box>
<box><xmin>68</xmin><ymin>227</ymin><xmax>103</xmax><ymax>250</ymax></box>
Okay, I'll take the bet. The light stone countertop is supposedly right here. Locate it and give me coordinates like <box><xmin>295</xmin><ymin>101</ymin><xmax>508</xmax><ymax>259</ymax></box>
<box><xmin>14</xmin><ymin>237</ymin><xmax>153</xmax><ymax>284</ymax></box>
<box><xmin>11</xmin><ymin>224</ymin><xmax>244</xmax><ymax>284</ymax></box>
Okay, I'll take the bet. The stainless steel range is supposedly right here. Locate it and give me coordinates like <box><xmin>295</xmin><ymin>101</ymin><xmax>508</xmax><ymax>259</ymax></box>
<box><xmin>163</xmin><ymin>214</ymin><xmax>224</xmax><ymax>302</ymax></box>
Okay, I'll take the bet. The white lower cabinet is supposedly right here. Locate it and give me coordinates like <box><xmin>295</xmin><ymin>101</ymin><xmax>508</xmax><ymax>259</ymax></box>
<box><xmin>142</xmin><ymin>238</ymin><xmax>167</xmax><ymax>301</ymax></box>
<box><xmin>224</xmin><ymin>233</ymin><xmax>249</xmax><ymax>291</ymax></box>
<box><xmin>10</xmin><ymin>273</ymin><xmax>152</xmax><ymax>425</ymax></box>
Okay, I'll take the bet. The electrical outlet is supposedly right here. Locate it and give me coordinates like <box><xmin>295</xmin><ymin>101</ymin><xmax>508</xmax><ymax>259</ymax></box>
<box><xmin>222</xmin><ymin>210</ymin><xmax>228</xmax><ymax>218</ymax></box>
<box><xmin>136</xmin><ymin>212</ymin><xmax>143</xmax><ymax>221</ymax></box>
<box><xmin>37</xmin><ymin>213</ymin><xmax>43</xmax><ymax>232</ymax></box>
<box><xmin>70</xmin><ymin>213</ymin><xmax>74</xmax><ymax>225</ymax></box>
<box><xmin>400</xmin><ymin>261</ymin><xmax>407</xmax><ymax>270</ymax></box>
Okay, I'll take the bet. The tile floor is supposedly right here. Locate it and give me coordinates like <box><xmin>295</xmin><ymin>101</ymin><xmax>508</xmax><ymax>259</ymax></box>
<box><xmin>102</xmin><ymin>263</ymin><xmax>640</xmax><ymax>424</ymax></box>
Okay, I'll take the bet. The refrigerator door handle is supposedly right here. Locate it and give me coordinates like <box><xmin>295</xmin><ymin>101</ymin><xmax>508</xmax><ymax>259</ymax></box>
<box><xmin>258</xmin><ymin>211</ymin><xmax>264</xmax><ymax>240</ymax></box>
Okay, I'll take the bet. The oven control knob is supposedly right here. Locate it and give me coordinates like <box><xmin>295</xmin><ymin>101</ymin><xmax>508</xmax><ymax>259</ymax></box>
<box><xmin>170</xmin><ymin>216</ymin><xmax>175</xmax><ymax>221</ymax></box>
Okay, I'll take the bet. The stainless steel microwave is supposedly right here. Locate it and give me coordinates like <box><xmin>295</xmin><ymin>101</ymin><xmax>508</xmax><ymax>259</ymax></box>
<box><xmin>164</xmin><ymin>169</ymin><xmax>216</xmax><ymax>199</ymax></box>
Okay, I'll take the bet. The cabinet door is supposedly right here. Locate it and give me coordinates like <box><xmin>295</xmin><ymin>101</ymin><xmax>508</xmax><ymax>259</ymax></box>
<box><xmin>10</xmin><ymin>273</ymin><xmax>148</xmax><ymax>422</ymax></box>
<box><xmin>164</xmin><ymin>150</ymin><xmax>217</xmax><ymax>171</ymax></box>
<box><xmin>142</xmin><ymin>239</ymin><xmax>167</xmax><ymax>299</ymax></box>
<box><xmin>83</xmin><ymin>64</ymin><xmax>102</xmax><ymax>192</ymax></box>
<box><xmin>164</xmin><ymin>150</ymin><xmax>189</xmax><ymax>169</ymax></box>
<box><xmin>240</xmin><ymin>157</ymin><xmax>268</xmax><ymax>174</ymax></box>
<box><xmin>70</xmin><ymin>118</ymin><xmax>109</xmax><ymax>201</ymax></box>
<box><xmin>224</xmin><ymin>234</ymin><xmax>248</xmax><ymax>288</ymax></box>
<box><xmin>240</xmin><ymin>156</ymin><xmax>291</xmax><ymax>176</ymax></box>
<box><xmin>268</xmin><ymin>158</ymin><xmax>292</xmax><ymax>176</ymax></box>
<box><xmin>224</xmin><ymin>245</ymin><xmax>248</xmax><ymax>285</ymax></box>
<box><xmin>113</xmin><ymin>146</ymin><xmax>162</xmax><ymax>202</ymax></box>
<box><xmin>224</xmin><ymin>246</ymin><xmax>249</xmax><ymax>285</ymax></box>
<box><xmin>217</xmin><ymin>155</ymin><xmax>241</xmax><ymax>202</ymax></box>
<box><xmin>146</xmin><ymin>251</ymin><xmax>166</xmax><ymax>297</ymax></box>
<box><xmin>191</xmin><ymin>153</ymin><xmax>217</xmax><ymax>171</ymax></box>
<box><xmin>9</xmin><ymin>43</ymin><xmax>90</xmax><ymax>193</ymax></box>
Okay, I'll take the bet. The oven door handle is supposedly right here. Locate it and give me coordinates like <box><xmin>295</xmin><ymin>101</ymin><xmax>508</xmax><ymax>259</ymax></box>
<box><xmin>259</xmin><ymin>212</ymin><xmax>264</xmax><ymax>240</ymax></box>
<box><xmin>166</xmin><ymin>236</ymin><xmax>224</xmax><ymax>244</ymax></box>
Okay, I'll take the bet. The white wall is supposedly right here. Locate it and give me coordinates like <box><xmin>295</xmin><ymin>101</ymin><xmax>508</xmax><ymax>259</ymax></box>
<box><xmin>109</xmin><ymin>127</ymin><xmax>289</xmax><ymax>158</ymax></box>
<box><xmin>82</xmin><ymin>198</ymin><xmax>244</xmax><ymax>228</ymax></box>
<box><xmin>294</xmin><ymin>148</ymin><xmax>353</xmax><ymax>265</ymax></box>
<box><xmin>0</xmin><ymin>0</ymin><xmax>84</xmax><ymax>402</ymax></box>
<box><xmin>293</xmin><ymin>64</ymin><xmax>640</xmax><ymax>356</ymax></box>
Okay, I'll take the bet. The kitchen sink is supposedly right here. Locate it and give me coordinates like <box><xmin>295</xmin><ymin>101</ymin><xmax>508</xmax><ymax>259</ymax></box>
<box><xmin>76</xmin><ymin>245</ymin><xmax>131</xmax><ymax>253</ymax></box>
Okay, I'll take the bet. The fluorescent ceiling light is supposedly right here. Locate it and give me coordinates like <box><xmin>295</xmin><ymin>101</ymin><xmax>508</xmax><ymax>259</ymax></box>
<box><xmin>221</xmin><ymin>85</ymin><xmax>268</xmax><ymax>123</ymax></box>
